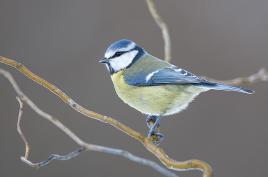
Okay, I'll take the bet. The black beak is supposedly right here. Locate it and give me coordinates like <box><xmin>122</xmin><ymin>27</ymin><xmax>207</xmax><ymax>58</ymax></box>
<box><xmin>99</xmin><ymin>58</ymin><xmax>109</xmax><ymax>64</ymax></box>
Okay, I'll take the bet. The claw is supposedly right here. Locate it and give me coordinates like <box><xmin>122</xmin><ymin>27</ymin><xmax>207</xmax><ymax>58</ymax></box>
<box><xmin>146</xmin><ymin>116</ymin><xmax>164</xmax><ymax>145</ymax></box>
<box><xmin>148</xmin><ymin>132</ymin><xmax>165</xmax><ymax>145</ymax></box>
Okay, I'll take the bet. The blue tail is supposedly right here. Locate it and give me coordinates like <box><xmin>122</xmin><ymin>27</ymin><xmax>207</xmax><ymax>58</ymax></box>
<box><xmin>198</xmin><ymin>83</ymin><xmax>254</xmax><ymax>94</ymax></box>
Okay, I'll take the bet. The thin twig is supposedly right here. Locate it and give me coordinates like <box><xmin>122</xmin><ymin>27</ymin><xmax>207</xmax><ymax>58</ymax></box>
<box><xmin>146</xmin><ymin>0</ymin><xmax>171</xmax><ymax>61</ymax></box>
<box><xmin>16</xmin><ymin>96</ymin><xmax>86</xmax><ymax>168</ymax></box>
<box><xmin>0</xmin><ymin>56</ymin><xmax>212</xmax><ymax>177</ymax></box>
<box><xmin>144</xmin><ymin>0</ymin><xmax>268</xmax><ymax>87</ymax></box>
<box><xmin>20</xmin><ymin>147</ymin><xmax>86</xmax><ymax>168</ymax></box>
<box><xmin>203</xmin><ymin>68</ymin><xmax>268</xmax><ymax>87</ymax></box>
<box><xmin>16</xmin><ymin>97</ymin><xmax>30</xmax><ymax>159</ymax></box>
<box><xmin>0</xmin><ymin>68</ymin><xmax>178</xmax><ymax>177</ymax></box>
<box><xmin>219</xmin><ymin>68</ymin><xmax>268</xmax><ymax>86</ymax></box>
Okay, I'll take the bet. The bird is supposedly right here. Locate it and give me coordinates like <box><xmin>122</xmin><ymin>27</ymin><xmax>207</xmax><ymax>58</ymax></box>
<box><xmin>99</xmin><ymin>39</ymin><xmax>254</xmax><ymax>144</ymax></box>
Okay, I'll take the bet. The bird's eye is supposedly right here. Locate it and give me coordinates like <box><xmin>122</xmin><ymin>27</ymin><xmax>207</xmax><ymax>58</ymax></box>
<box><xmin>112</xmin><ymin>51</ymin><xmax>125</xmax><ymax>58</ymax></box>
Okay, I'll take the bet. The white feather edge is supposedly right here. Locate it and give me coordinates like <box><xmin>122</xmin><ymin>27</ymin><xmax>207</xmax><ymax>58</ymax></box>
<box><xmin>145</xmin><ymin>70</ymin><xmax>161</xmax><ymax>82</ymax></box>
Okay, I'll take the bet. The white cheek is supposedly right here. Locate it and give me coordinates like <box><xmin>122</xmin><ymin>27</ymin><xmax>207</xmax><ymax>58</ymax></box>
<box><xmin>109</xmin><ymin>50</ymin><xmax>138</xmax><ymax>72</ymax></box>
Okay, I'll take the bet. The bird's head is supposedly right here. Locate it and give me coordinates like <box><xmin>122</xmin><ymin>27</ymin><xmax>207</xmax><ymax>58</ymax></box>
<box><xmin>99</xmin><ymin>39</ymin><xmax>145</xmax><ymax>74</ymax></box>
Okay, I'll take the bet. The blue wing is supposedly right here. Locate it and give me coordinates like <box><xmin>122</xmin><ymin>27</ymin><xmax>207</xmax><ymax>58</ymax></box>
<box><xmin>124</xmin><ymin>67</ymin><xmax>254</xmax><ymax>94</ymax></box>
<box><xmin>125</xmin><ymin>67</ymin><xmax>209</xmax><ymax>86</ymax></box>
<box><xmin>148</xmin><ymin>68</ymin><xmax>208</xmax><ymax>85</ymax></box>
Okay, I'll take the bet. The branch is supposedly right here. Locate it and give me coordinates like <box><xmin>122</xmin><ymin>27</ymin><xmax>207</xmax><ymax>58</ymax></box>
<box><xmin>0</xmin><ymin>56</ymin><xmax>212</xmax><ymax>177</ymax></box>
<box><xmin>214</xmin><ymin>68</ymin><xmax>268</xmax><ymax>86</ymax></box>
<box><xmin>16</xmin><ymin>95</ymin><xmax>87</xmax><ymax>168</ymax></box>
<box><xmin>16</xmin><ymin>97</ymin><xmax>30</xmax><ymax>159</ymax></box>
<box><xmin>1</xmin><ymin>68</ymin><xmax>178</xmax><ymax>177</ymax></box>
<box><xmin>21</xmin><ymin>147</ymin><xmax>86</xmax><ymax>168</ymax></box>
<box><xmin>144</xmin><ymin>0</ymin><xmax>268</xmax><ymax>87</ymax></box>
<box><xmin>146</xmin><ymin>0</ymin><xmax>171</xmax><ymax>61</ymax></box>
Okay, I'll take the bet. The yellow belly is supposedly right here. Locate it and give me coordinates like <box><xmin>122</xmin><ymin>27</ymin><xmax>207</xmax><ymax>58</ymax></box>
<box><xmin>111</xmin><ymin>70</ymin><xmax>204</xmax><ymax>116</ymax></box>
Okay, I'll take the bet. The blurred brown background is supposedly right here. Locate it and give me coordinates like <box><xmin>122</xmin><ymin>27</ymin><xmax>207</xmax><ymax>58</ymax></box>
<box><xmin>0</xmin><ymin>0</ymin><xmax>267</xmax><ymax>177</ymax></box>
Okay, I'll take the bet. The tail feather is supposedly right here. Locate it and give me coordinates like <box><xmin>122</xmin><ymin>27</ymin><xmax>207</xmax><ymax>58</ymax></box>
<box><xmin>198</xmin><ymin>82</ymin><xmax>254</xmax><ymax>94</ymax></box>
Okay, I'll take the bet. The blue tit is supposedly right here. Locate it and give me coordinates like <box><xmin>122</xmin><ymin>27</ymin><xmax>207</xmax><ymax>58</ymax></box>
<box><xmin>99</xmin><ymin>39</ymin><xmax>254</xmax><ymax>143</ymax></box>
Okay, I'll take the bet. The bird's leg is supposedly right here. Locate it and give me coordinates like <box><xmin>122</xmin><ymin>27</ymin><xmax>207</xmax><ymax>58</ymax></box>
<box><xmin>146</xmin><ymin>115</ymin><xmax>164</xmax><ymax>145</ymax></box>
<box><xmin>146</xmin><ymin>115</ymin><xmax>159</xmax><ymax>129</ymax></box>
<box><xmin>147</xmin><ymin>116</ymin><xmax>161</xmax><ymax>136</ymax></box>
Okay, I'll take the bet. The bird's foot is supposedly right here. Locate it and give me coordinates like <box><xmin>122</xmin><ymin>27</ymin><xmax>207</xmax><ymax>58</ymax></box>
<box><xmin>148</xmin><ymin>132</ymin><xmax>164</xmax><ymax>145</ymax></box>
<box><xmin>146</xmin><ymin>116</ymin><xmax>163</xmax><ymax>145</ymax></box>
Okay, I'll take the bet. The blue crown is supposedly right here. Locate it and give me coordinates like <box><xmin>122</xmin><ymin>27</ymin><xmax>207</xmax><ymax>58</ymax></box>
<box><xmin>106</xmin><ymin>39</ymin><xmax>135</xmax><ymax>53</ymax></box>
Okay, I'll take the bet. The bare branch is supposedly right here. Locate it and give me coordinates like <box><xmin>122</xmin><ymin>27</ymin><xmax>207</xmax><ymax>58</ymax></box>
<box><xmin>144</xmin><ymin>0</ymin><xmax>268</xmax><ymax>88</ymax></box>
<box><xmin>20</xmin><ymin>147</ymin><xmax>86</xmax><ymax>168</ymax></box>
<box><xmin>16</xmin><ymin>96</ymin><xmax>86</xmax><ymax>168</ymax></box>
<box><xmin>16</xmin><ymin>97</ymin><xmax>30</xmax><ymax>159</ymax></box>
<box><xmin>216</xmin><ymin>68</ymin><xmax>268</xmax><ymax>86</ymax></box>
<box><xmin>202</xmin><ymin>68</ymin><xmax>268</xmax><ymax>88</ymax></box>
<box><xmin>146</xmin><ymin>0</ymin><xmax>171</xmax><ymax>61</ymax></box>
<box><xmin>0</xmin><ymin>2</ymin><xmax>265</xmax><ymax>177</ymax></box>
<box><xmin>0</xmin><ymin>68</ymin><xmax>178</xmax><ymax>177</ymax></box>
<box><xmin>0</xmin><ymin>56</ymin><xmax>212</xmax><ymax>177</ymax></box>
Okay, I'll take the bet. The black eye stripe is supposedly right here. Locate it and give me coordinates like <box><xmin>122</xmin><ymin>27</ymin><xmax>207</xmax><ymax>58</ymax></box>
<box><xmin>109</xmin><ymin>46</ymin><xmax>141</xmax><ymax>60</ymax></box>
<box><xmin>111</xmin><ymin>51</ymin><xmax>125</xmax><ymax>58</ymax></box>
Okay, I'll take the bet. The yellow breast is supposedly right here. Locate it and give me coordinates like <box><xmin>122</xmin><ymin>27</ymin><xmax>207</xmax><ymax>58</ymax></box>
<box><xmin>111</xmin><ymin>70</ymin><xmax>203</xmax><ymax>116</ymax></box>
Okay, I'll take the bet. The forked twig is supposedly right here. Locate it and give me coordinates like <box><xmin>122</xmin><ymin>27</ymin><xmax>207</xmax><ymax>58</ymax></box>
<box><xmin>0</xmin><ymin>56</ymin><xmax>212</xmax><ymax>177</ymax></box>
<box><xmin>0</xmin><ymin>1</ymin><xmax>266</xmax><ymax>176</ymax></box>
<box><xmin>144</xmin><ymin>0</ymin><xmax>268</xmax><ymax>88</ymax></box>
<box><xmin>1</xmin><ymin>68</ymin><xmax>178</xmax><ymax>177</ymax></box>
<box><xmin>20</xmin><ymin>147</ymin><xmax>86</xmax><ymax>168</ymax></box>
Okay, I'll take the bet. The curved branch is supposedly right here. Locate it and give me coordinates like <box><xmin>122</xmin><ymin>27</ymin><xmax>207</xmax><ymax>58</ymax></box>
<box><xmin>146</xmin><ymin>0</ymin><xmax>172</xmax><ymax>61</ymax></box>
<box><xmin>16</xmin><ymin>97</ymin><xmax>30</xmax><ymax>159</ymax></box>
<box><xmin>1</xmin><ymin>68</ymin><xmax>178</xmax><ymax>177</ymax></box>
<box><xmin>217</xmin><ymin>68</ymin><xmax>268</xmax><ymax>86</ymax></box>
<box><xmin>20</xmin><ymin>147</ymin><xmax>86</xmax><ymax>168</ymax></box>
<box><xmin>0</xmin><ymin>56</ymin><xmax>212</xmax><ymax>177</ymax></box>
